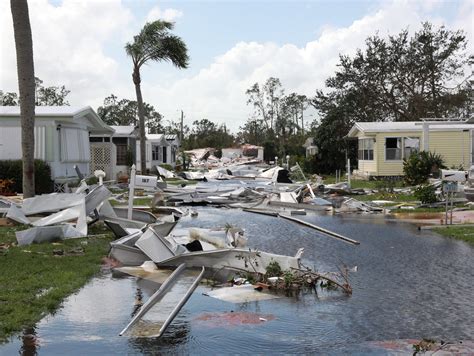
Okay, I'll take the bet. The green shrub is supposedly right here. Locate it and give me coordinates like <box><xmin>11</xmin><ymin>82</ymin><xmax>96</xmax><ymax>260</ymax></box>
<box><xmin>85</xmin><ymin>176</ymin><xmax>98</xmax><ymax>185</ymax></box>
<box><xmin>403</xmin><ymin>151</ymin><xmax>446</xmax><ymax>186</ymax></box>
<box><xmin>0</xmin><ymin>159</ymin><xmax>53</xmax><ymax>194</ymax></box>
<box><xmin>374</xmin><ymin>177</ymin><xmax>401</xmax><ymax>193</ymax></box>
<box><xmin>414</xmin><ymin>185</ymin><xmax>438</xmax><ymax>204</ymax></box>
<box><xmin>159</xmin><ymin>163</ymin><xmax>173</xmax><ymax>172</ymax></box>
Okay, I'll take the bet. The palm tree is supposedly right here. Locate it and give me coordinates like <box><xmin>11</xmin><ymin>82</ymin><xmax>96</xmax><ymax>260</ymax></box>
<box><xmin>10</xmin><ymin>0</ymin><xmax>35</xmax><ymax>197</ymax></box>
<box><xmin>126</xmin><ymin>21</ymin><xmax>189</xmax><ymax>173</ymax></box>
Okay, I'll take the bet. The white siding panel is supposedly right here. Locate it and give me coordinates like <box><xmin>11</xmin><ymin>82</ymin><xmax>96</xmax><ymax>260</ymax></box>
<box><xmin>34</xmin><ymin>126</ymin><xmax>46</xmax><ymax>160</ymax></box>
<box><xmin>0</xmin><ymin>126</ymin><xmax>46</xmax><ymax>160</ymax></box>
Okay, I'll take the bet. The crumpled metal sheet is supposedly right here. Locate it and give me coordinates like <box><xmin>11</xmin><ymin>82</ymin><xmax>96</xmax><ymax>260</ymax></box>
<box><xmin>156</xmin><ymin>166</ymin><xmax>176</xmax><ymax>179</ymax></box>
<box><xmin>135</xmin><ymin>226</ymin><xmax>187</xmax><ymax>263</ymax></box>
<box><xmin>6</xmin><ymin>204</ymin><xmax>31</xmax><ymax>225</ymax></box>
<box><xmin>32</xmin><ymin>200</ymin><xmax>87</xmax><ymax>235</ymax></box>
<box><xmin>21</xmin><ymin>193</ymin><xmax>85</xmax><ymax>215</ymax></box>
<box><xmin>85</xmin><ymin>185</ymin><xmax>111</xmax><ymax>215</ymax></box>
<box><xmin>15</xmin><ymin>225</ymin><xmax>85</xmax><ymax>246</ymax></box>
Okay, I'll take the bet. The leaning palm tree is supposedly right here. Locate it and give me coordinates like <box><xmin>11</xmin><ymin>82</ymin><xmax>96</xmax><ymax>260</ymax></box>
<box><xmin>126</xmin><ymin>21</ymin><xmax>189</xmax><ymax>173</ymax></box>
<box><xmin>11</xmin><ymin>0</ymin><xmax>36</xmax><ymax>197</ymax></box>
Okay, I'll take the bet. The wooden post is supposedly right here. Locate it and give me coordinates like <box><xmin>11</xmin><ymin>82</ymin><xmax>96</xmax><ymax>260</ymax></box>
<box><xmin>445</xmin><ymin>186</ymin><xmax>448</xmax><ymax>225</ymax></box>
<box><xmin>128</xmin><ymin>164</ymin><xmax>136</xmax><ymax>220</ymax></box>
<box><xmin>347</xmin><ymin>159</ymin><xmax>351</xmax><ymax>188</ymax></box>
<box><xmin>450</xmin><ymin>191</ymin><xmax>454</xmax><ymax>225</ymax></box>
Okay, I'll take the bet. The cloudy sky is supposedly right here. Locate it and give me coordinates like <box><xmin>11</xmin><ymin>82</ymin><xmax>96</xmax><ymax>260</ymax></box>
<box><xmin>0</xmin><ymin>0</ymin><xmax>472</xmax><ymax>131</ymax></box>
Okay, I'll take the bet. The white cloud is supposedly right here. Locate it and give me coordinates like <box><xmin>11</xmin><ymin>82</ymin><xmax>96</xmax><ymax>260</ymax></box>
<box><xmin>0</xmin><ymin>0</ymin><xmax>134</xmax><ymax>106</ymax></box>
<box><xmin>145</xmin><ymin>0</ymin><xmax>472</xmax><ymax>132</ymax></box>
<box><xmin>146</xmin><ymin>6</ymin><xmax>183</xmax><ymax>23</ymax></box>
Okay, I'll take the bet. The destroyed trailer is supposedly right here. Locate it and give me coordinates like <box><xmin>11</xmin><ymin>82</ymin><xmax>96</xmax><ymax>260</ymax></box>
<box><xmin>2</xmin><ymin>166</ymin><xmax>358</xmax><ymax>339</ymax></box>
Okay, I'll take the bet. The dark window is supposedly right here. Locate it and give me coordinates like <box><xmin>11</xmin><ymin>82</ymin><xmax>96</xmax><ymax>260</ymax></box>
<box><xmin>385</xmin><ymin>137</ymin><xmax>402</xmax><ymax>160</ymax></box>
<box><xmin>112</xmin><ymin>137</ymin><xmax>128</xmax><ymax>145</ymax></box>
<box><xmin>152</xmin><ymin>145</ymin><xmax>161</xmax><ymax>161</ymax></box>
<box><xmin>116</xmin><ymin>144</ymin><xmax>128</xmax><ymax>165</ymax></box>
<box><xmin>163</xmin><ymin>146</ymin><xmax>167</xmax><ymax>163</ymax></box>
<box><xmin>90</xmin><ymin>137</ymin><xmax>103</xmax><ymax>143</ymax></box>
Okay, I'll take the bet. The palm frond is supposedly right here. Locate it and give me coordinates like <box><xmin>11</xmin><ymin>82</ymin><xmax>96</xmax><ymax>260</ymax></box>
<box><xmin>125</xmin><ymin>20</ymin><xmax>189</xmax><ymax>69</ymax></box>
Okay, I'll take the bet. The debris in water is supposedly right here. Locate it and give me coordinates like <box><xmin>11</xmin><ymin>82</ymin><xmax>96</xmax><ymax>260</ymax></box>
<box><xmin>194</xmin><ymin>312</ymin><xmax>275</xmax><ymax>327</ymax></box>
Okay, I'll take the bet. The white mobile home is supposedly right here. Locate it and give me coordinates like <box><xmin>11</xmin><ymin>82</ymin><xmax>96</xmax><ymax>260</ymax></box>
<box><xmin>0</xmin><ymin>106</ymin><xmax>113</xmax><ymax>180</ymax></box>
<box><xmin>91</xmin><ymin>127</ymin><xmax>181</xmax><ymax>178</ymax></box>
<box><xmin>136</xmin><ymin>133</ymin><xmax>177</xmax><ymax>172</ymax></box>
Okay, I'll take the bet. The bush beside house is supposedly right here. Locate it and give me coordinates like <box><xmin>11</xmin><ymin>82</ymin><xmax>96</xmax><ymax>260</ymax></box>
<box><xmin>403</xmin><ymin>152</ymin><xmax>446</xmax><ymax>186</ymax></box>
<box><xmin>0</xmin><ymin>160</ymin><xmax>53</xmax><ymax>194</ymax></box>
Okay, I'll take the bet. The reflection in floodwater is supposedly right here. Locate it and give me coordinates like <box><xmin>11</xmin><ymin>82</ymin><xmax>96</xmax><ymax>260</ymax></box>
<box><xmin>128</xmin><ymin>318</ymin><xmax>191</xmax><ymax>354</ymax></box>
<box><xmin>20</xmin><ymin>327</ymin><xmax>39</xmax><ymax>356</ymax></box>
<box><xmin>131</xmin><ymin>288</ymin><xmax>143</xmax><ymax>317</ymax></box>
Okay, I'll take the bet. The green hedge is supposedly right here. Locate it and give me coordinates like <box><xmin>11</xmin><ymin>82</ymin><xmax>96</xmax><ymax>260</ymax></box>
<box><xmin>0</xmin><ymin>160</ymin><xmax>53</xmax><ymax>194</ymax></box>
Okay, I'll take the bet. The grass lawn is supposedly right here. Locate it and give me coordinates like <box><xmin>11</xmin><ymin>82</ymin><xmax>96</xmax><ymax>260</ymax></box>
<box><xmin>0</xmin><ymin>224</ymin><xmax>114</xmax><ymax>342</ymax></box>
<box><xmin>165</xmin><ymin>179</ymin><xmax>198</xmax><ymax>186</ymax></box>
<box><xmin>321</xmin><ymin>176</ymin><xmax>405</xmax><ymax>190</ymax></box>
<box><xmin>432</xmin><ymin>226</ymin><xmax>474</xmax><ymax>245</ymax></box>
<box><xmin>355</xmin><ymin>192</ymin><xmax>415</xmax><ymax>203</ymax></box>
<box><xmin>109</xmin><ymin>197</ymin><xmax>153</xmax><ymax>207</ymax></box>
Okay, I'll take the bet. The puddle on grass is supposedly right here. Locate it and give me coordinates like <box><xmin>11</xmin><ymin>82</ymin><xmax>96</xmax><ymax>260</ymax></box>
<box><xmin>1</xmin><ymin>207</ymin><xmax>473</xmax><ymax>354</ymax></box>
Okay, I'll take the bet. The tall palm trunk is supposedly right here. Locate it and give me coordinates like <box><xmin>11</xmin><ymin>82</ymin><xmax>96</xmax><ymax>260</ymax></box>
<box><xmin>133</xmin><ymin>67</ymin><xmax>147</xmax><ymax>173</ymax></box>
<box><xmin>11</xmin><ymin>0</ymin><xmax>35</xmax><ymax>197</ymax></box>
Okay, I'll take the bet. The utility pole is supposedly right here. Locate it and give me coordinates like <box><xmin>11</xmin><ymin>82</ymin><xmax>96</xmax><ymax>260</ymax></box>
<box><xmin>301</xmin><ymin>101</ymin><xmax>304</xmax><ymax>135</ymax></box>
<box><xmin>180</xmin><ymin>110</ymin><xmax>185</xmax><ymax>170</ymax></box>
<box><xmin>180</xmin><ymin>110</ymin><xmax>184</xmax><ymax>142</ymax></box>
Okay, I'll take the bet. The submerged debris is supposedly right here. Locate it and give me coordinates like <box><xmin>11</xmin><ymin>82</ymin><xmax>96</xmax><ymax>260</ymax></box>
<box><xmin>194</xmin><ymin>312</ymin><xmax>275</xmax><ymax>327</ymax></box>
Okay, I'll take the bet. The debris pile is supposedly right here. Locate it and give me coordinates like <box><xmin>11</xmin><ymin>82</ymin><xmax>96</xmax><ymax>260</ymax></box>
<box><xmin>1</xmin><ymin>164</ymin><xmax>362</xmax><ymax>339</ymax></box>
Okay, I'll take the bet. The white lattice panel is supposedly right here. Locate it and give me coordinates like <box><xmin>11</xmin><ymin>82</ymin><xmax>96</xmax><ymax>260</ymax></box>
<box><xmin>90</xmin><ymin>143</ymin><xmax>112</xmax><ymax>178</ymax></box>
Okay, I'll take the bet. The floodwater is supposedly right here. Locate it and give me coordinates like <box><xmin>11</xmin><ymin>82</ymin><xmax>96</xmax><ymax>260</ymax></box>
<box><xmin>1</xmin><ymin>207</ymin><xmax>473</xmax><ymax>355</ymax></box>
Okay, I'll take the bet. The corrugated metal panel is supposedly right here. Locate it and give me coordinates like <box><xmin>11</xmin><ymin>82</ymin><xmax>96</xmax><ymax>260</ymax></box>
<box><xmin>34</xmin><ymin>126</ymin><xmax>45</xmax><ymax>159</ymax></box>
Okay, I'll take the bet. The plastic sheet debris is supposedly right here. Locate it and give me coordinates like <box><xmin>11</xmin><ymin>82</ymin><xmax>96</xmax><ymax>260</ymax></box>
<box><xmin>205</xmin><ymin>284</ymin><xmax>281</xmax><ymax>303</ymax></box>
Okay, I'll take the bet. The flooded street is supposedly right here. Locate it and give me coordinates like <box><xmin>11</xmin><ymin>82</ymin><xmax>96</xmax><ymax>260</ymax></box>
<box><xmin>1</xmin><ymin>207</ymin><xmax>473</xmax><ymax>354</ymax></box>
